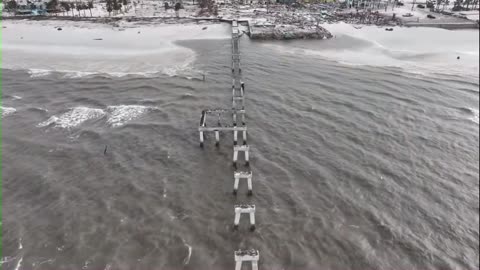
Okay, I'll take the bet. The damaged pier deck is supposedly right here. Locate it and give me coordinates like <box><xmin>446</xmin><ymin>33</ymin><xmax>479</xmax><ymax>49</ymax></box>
<box><xmin>197</xmin><ymin>19</ymin><xmax>260</xmax><ymax>269</ymax></box>
<box><xmin>198</xmin><ymin>20</ymin><xmax>247</xmax><ymax>147</ymax></box>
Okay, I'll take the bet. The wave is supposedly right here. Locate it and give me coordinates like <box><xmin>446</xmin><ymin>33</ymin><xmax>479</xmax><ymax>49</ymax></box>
<box><xmin>28</xmin><ymin>69</ymin><xmax>52</xmax><ymax>78</ymax></box>
<box><xmin>460</xmin><ymin>108</ymin><xmax>479</xmax><ymax>124</ymax></box>
<box><xmin>467</xmin><ymin>108</ymin><xmax>479</xmax><ymax>124</ymax></box>
<box><xmin>1</xmin><ymin>106</ymin><xmax>17</xmax><ymax>117</ymax></box>
<box><xmin>453</xmin><ymin>107</ymin><xmax>479</xmax><ymax>124</ymax></box>
<box><xmin>2</xmin><ymin>66</ymin><xmax>205</xmax><ymax>80</ymax></box>
<box><xmin>106</xmin><ymin>105</ymin><xmax>157</xmax><ymax>127</ymax></box>
<box><xmin>35</xmin><ymin>105</ymin><xmax>158</xmax><ymax>129</ymax></box>
<box><xmin>182</xmin><ymin>239</ymin><xmax>192</xmax><ymax>266</ymax></box>
<box><xmin>37</xmin><ymin>107</ymin><xmax>106</xmax><ymax>128</ymax></box>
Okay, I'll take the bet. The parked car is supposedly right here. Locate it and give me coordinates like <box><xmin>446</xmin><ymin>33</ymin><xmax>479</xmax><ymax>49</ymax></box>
<box><xmin>417</xmin><ymin>4</ymin><xmax>426</xmax><ymax>8</ymax></box>
<box><xmin>427</xmin><ymin>14</ymin><xmax>436</xmax><ymax>19</ymax></box>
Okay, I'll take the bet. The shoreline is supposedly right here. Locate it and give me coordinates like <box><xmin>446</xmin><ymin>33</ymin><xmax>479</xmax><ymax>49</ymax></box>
<box><xmin>2</xmin><ymin>8</ymin><xmax>478</xmax><ymax>31</ymax></box>
<box><xmin>2</xmin><ymin>17</ymin><xmax>478</xmax><ymax>79</ymax></box>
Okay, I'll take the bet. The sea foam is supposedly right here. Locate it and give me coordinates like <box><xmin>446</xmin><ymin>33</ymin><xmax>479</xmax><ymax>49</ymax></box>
<box><xmin>106</xmin><ymin>105</ymin><xmax>156</xmax><ymax>127</ymax></box>
<box><xmin>38</xmin><ymin>107</ymin><xmax>106</xmax><ymax>128</ymax></box>
<box><xmin>1</xmin><ymin>107</ymin><xmax>17</xmax><ymax>117</ymax></box>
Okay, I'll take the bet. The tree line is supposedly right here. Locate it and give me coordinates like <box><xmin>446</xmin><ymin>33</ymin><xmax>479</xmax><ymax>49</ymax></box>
<box><xmin>4</xmin><ymin>0</ymin><xmax>131</xmax><ymax>16</ymax></box>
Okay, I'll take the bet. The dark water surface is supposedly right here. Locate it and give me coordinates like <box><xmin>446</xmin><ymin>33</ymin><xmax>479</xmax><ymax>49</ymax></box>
<box><xmin>2</xmin><ymin>38</ymin><xmax>479</xmax><ymax>270</ymax></box>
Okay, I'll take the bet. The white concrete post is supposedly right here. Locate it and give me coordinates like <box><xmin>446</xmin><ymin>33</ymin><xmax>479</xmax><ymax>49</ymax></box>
<box><xmin>233</xmin><ymin>149</ymin><xmax>238</xmax><ymax>166</ymax></box>
<box><xmin>245</xmin><ymin>149</ymin><xmax>250</xmax><ymax>167</ymax></box>
<box><xmin>233</xmin><ymin>175</ymin><xmax>240</xmax><ymax>195</ymax></box>
<box><xmin>215</xmin><ymin>130</ymin><xmax>220</xmax><ymax>146</ymax></box>
<box><xmin>199</xmin><ymin>131</ymin><xmax>204</xmax><ymax>147</ymax></box>
<box><xmin>234</xmin><ymin>208</ymin><xmax>241</xmax><ymax>228</ymax></box>
<box><xmin>247</xmin><ymin>175</ymin><xmax>253</xmax><ymax>196</ymax></box>
<box><xmin>242</xmin><ymin>130</ymin><xmax>247</xmax><ymax>144</ymax></box>
<box><xmin>235</xmin><ymin>261</ymin><xmax>242</xmax><ymax>270</ymax></box>
<box><xmin>252</xmin><ymin>261</ymin><xmax>259</xmax><ymax>270</ymax></box>
<box><xmin>234</xmin><ymin>130</ymin><xmax>238</xmax><ymax>145</ymax></box>
<box><xmin>249</xmin><ymin>211</ymin><xmax>256</xmax><ymax>231</ymax></box>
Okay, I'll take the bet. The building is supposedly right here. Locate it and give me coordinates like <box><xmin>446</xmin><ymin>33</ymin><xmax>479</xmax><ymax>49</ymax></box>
<box><xmin>17</xmin><ymin>0</ymin><xmax>50</xmax><ymax>9</ymax></box>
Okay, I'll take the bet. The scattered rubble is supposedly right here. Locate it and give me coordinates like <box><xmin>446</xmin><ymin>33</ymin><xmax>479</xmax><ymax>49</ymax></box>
<box><xmin>250</xmin><ymin>24</ymin><xmax>332</xmax><ymax>40</ymax></box>
<box><xmin>3</xmin><ymin>0</ymin><xmax>476</xmax><ymax>41</ymax></box>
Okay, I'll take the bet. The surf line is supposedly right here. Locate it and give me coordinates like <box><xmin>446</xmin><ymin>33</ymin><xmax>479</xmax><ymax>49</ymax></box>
<box><xmin>197</xmin><ymin>19</ymin><xmax>259</xmax><ymax>269</ymax></box>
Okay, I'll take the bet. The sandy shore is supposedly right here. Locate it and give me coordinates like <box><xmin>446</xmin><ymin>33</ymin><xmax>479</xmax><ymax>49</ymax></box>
<box><xmin>2</xmin><ymin>19</ymin><xmax>230</xmax><ymax>77</ymax></box>
<box><xmin>2</xmin><ymin>18</ymin><xmax>478</xmax><ymax>78</ymax></box>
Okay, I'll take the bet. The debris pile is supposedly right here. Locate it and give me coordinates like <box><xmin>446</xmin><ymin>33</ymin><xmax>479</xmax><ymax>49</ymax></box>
<box><xmin>335</xmin><ymin>10</ymin><xmax>402</xmax><ymax>26</ymax></box>
<box><xmin>250</xmin><ymin>24</ymin><xmax>332</xmax><ymax>40</ymax></box>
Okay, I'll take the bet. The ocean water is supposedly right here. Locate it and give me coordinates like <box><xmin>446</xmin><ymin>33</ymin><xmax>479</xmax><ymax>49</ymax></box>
<box><xmin>2</xmin><ymin>30</ymin><xmax>479</xmax><ymax>270</ymax></box>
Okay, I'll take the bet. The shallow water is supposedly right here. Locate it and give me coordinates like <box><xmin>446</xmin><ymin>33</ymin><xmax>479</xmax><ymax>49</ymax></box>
<box><xmin>2</xmin><ymin>36</ymin><xmax>479</xmax><ymax>270</ymax></box>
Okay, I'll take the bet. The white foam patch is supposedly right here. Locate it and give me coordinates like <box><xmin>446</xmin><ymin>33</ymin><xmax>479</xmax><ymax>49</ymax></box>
<box><xmin>0</xmin><ymin>256</ymin><xmax>16</xmax><ymax>265</ymax></box>
<box><xmin>38</xmin><ymin>107</ymin><xmax>106</xmax><ymax>128</ymax></box>
<box><xmin>14</xmin><ymin>257</ymin><xmax>23</xmax><ymax>270</ymax></box>
<box><xmin>62</xmin><ymin>71</ymin><xmax>97</xmax><ymax>79</ymax></box>
<box><xmin>162</xmin><ymin>54</ymin><xmax>197</xmax><ymax>78</ymax></box>
<box><xmin>106</xmin><ymin>105</ymin><xmax>155</xmax><ymax>127</ymax></box>
<box><xmin>28</xmin><ymin>69</ymin><xmax>52</xmax><ymax>78</ymax></box>
<box><xmin>472</xmin><ymin>109</ymin><xmax>479</xmax><ymax>124</ymax></box>
<box><xmin>182</xmin><ymin>239</ymin><xmax>192</xmax><ymax>266</ymax></box>
<box><xmin>1</xmin><ymin>107</ymin><xmax>17</xmax><ymax>117</ymax></box>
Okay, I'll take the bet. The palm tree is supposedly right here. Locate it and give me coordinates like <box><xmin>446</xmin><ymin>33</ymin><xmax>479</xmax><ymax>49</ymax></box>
<box><xmin>465</xmin><ymin>0</ymin><xmax>471</xmax><ymax>9</ymax></box>
<box><xmin>113</xmin><ymin>0</ymin><xmax>122</xmax><ymax>15</ymax></box>
<box><xmin>70</xmin><ymin>2</ymin><xmax>75</xmax><ymax>15</ymax></box>
<box><xmin>106</xmin><ymin>0</ymin><xmax>113</xmax><ymax>16</ymax></box>
<box><xmin>6</xmin><ymin>0</ymin><xmax>18</xmax><ymax>14</ymax></box>
<box><xmin>442</xmin><ymin>0</ymin><xmax>449</xmax><ymax>10</ymax></box>
<box><xmin>88</xmin><ymin>1</ymin><xmax>93</xmax><ymax>16</ymax></box>
<box><xmin>122</xmin><ymin>0</ymin><xmax>128</xmax><ymax>12</ymax></box>
<box><xmin>60</xmin><ymin>1</ymin><xmax>69</xmax><ymax>15</ymax></box>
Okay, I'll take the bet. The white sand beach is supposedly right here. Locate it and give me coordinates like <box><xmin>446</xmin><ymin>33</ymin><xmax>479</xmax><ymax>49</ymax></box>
<box><xmin>2</xmin><ymin>20</ymin><xmax>231</xmax><ymax>77</ymax></box>
<box><xmin>2</xmin><ymin>18</ymin><xmax>478</xmax><ymax>78</ymax></box>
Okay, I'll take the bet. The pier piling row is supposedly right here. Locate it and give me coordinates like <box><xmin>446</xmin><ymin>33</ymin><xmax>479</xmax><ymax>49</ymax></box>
<box><xmin>196</xmin><ymin>19</ymin><xmax>259</xmax><ymax>268</ymax></box>
<box><xmin>198</xmin><ymin>20</ymin><xmax>247</xmax><ymax>147</ymax></box>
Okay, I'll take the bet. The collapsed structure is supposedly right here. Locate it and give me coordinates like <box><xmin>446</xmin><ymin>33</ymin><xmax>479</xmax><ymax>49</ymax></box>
<box><xmin>198</xmin><ymin>19</ymin><xmax>260</xmax><ymax>268</ymax></box>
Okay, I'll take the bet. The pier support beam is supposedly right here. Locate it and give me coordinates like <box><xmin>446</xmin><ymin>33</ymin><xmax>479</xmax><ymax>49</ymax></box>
<box><xmin>215</xmin><ymin>130</ymin><xmax>220</xmax><ymax>147</ymax></box>
<box><xmin>233</xmin><ymin>204</ymin><xmax>256</xmax><ymax>231</ymax></box>
<box><xmin>199</xmin><ymin>131</ymin><xmax>204</xmax><ymax>147</ymax></box>
<box><xmin>233</xmin><ymin>145</ymin><xmax>250</xmax><ymax>168</ymax></box>
<box><xmin>233</xmin><ymin>171</ymin><xmax>253</xmax><ymax>196</ymax></box>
